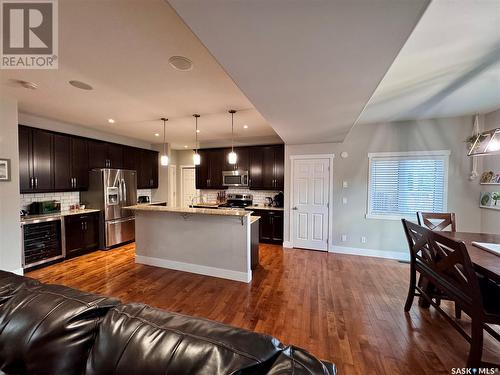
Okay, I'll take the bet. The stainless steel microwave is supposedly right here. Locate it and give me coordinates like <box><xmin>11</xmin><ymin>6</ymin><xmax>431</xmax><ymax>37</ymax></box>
<box><xmin>222</xmin><ymin>170</ymin><xmax>249</xmax><ymax>187</ymax></box>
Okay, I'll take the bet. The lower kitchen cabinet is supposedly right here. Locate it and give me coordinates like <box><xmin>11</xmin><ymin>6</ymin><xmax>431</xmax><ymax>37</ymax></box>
<box><xmin>64</xmin><ymin>212</ymin><xmax>100</xmax><ymax>258</ymax></box>
<box><xmin>250</xmin><ymin>209</ymin><xmax>284</xmax><ymax>244</ymax></box>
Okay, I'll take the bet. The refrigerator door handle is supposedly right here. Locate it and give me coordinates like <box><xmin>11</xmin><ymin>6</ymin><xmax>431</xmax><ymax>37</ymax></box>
<box><xmin>121</xmin><ymin>179</ymin><xmax>127</xmax><ymax>203</ymax></box>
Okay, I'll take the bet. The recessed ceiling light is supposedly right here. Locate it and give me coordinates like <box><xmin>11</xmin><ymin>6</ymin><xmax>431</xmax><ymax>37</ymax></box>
<box><xmin>12</xmin><ymin>80</ymin><xmax>38</xmax><ymax>90</ymax></box>
<box><xmin>168</xmin><ymin>56</ymin><xmax>193</xmax><ymax>71</ymax></box>
<box><xmin>243</xmin><ymin>125</ymin><xmax>248</xmax><ymax>129</ymax></box>
<box><xmin>184</xmin><ymin>145</ymin><xmax>188</xmax><ymax>148</ymax></box>
<box><xmin>196</xmin><ymin>129</ymin><xmax>200</xmax><ymax>133</ymax></box>
<box><xmin>108</xmin><ymin>118</ymin><xmax>115</xmax><ymax>124</ymax></box>
<box><xmin>154</xmin><ymin>133</ymin><xmax>160</xmax><ymax>137</ymax></box>
<box><xmin>69</xmin><ymin>80</ymin><xmax>93</xmax><ymax>90</ymax></box>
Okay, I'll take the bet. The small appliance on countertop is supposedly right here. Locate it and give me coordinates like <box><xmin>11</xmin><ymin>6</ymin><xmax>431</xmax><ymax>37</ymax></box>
<box><xmin>28</xmin><ymin>200</ymin><xmax>61</xmax><ymax>215</ymax></box>
<box><xmin>138</xmin><ymin>196</ymin><xmax>150</xmax><ymax>204</ymax></box>
<box><xmin>273</xmin><ymin>192</ymin><xmax>284</xmax><ymax>208</ymax></box>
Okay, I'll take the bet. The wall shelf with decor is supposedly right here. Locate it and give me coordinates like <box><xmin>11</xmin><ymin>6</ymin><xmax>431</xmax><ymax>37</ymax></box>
<box><xmin>480</xmin><ymin>191</ymin><xmax>500</xmax><ymax>210</ymax></box>
<box><xmin>480</xmin><ymin>205</ymin><xmax>500</xmax><ymax>211</ymax></box>
<box><xmin>480</xmin><ymin>171</ymin><xmax>500</xmax><ymax>184</ymax></box>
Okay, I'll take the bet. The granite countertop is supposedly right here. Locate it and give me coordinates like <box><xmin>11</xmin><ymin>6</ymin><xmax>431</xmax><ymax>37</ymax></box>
<box><xmin>250</xmin><ymin>216</ymin><xmax>261</xmax><ymax>224</ymax></box>
<box><xmin>125</xmin><ymin>205</ymin><xmax>252</xmax><ymax>217</ymax></box>
<box><xmin>21</xmin><ymin>209</ymin><xmax>101</xmax><ymax>224</ymax></box>
<box><xmin>137</xmin><ymin>201</ymin><xmax>167</xmax><ymax>206</ymax></box>
<box><xmin>245</xmin><ymin>205</ymin><xmax>284</xmax><ymax>211</ymax></box>
<box><xmin>191</xmin><ymin>203</ymin><xmax>221</xmax><ymax>208</ymax></box>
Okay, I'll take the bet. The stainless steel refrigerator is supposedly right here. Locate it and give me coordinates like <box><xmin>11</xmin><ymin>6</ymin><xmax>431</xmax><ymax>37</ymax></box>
<box><xmin>81</xmin><ymin>169</ymin><xmax>137</xmax><ymax>249</ymax></box>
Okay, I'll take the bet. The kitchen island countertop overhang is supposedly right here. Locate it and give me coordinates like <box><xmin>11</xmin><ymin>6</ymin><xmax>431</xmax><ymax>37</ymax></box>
<box><xmin>125</xmin><ymin>205</ymin><xmax>256</xmax><ymax>283</ymax></box>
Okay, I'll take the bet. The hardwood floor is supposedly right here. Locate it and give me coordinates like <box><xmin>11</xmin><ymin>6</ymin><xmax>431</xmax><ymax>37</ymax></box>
<box><xmin>27</xmin><ymin>243</ymin><xmax>499</xmax><ymax>374</ymax></box>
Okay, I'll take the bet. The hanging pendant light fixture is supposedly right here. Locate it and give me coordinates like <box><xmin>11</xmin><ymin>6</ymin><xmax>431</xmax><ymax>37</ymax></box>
<box><xmin>160</xmin><ymin>117</ymin><xmax>169</xmax><ymax>166</ymax></box>
<box><xmin>193</xmin><ymin>114</ymin><xmax>201</xmax><ymax>165</ymax></box>
<box><xmin>228</xmin><ymin>110</ymin><xmax>237</xmax><ymax>165</ymax></box>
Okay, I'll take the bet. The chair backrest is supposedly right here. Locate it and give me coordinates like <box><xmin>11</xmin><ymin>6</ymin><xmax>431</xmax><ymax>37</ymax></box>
<box><xmin>402</xmin><ymin>219</ymin><xmax>482</xmax><ymax>313</ymax></box>
<box><xmin>417</xmin><ymin>212</ymin><xmax>456</xmax><ymax>232</ymax></box>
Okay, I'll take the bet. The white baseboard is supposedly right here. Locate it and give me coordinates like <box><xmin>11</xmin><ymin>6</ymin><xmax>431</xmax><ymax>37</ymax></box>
<box><xmin>12</xmin><ymin>268</ymin><xmax>24</xmax><ymax>276</ymax></box>
<box><xmin>282</xmin><ymin>241</ymin><xmax>293</xmax><ymax>248</ymax></box>
<box><xmin>135</xmin><ymin>255</ymin><xmax>252</xmax><ymax>283</ymax></box>
<box><xmin>329</xmin><ymin>245</ymin><xmax>409</xmax><ymax>262</ymax></box>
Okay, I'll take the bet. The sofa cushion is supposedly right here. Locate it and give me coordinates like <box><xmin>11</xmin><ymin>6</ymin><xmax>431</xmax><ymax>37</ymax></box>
<box><xmin>85</xmin><ymin>303</ymin><xmax>284</xmax><ymax>375</ymax></box>
<box><xmin>0</xmin><ymin>271</ymin><xmax>40</xmax><ymax>306</ymax></box>
<box><xmin>0</xmin><ymin>283</ymin><xmax>120</xmax><ymax>375</ymax></box>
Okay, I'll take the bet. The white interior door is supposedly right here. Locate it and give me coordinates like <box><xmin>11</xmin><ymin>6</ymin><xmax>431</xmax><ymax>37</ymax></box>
<box><xmin>182</xmin><ymin>167</ymin><xmax>197</xmax><ymax>208</ymax></box>
<box><xmin>168</xmin><ymin>165</ymin><xmax>177</xmax><ymax>207</ymax></box>
<box><xmin>292</xmin><ymin>158</ymin><xmax>330</xmax><ymax>251</ymax></box>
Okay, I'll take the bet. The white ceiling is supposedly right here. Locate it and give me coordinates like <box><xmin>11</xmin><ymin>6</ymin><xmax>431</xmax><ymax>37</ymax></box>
<box><xmin>169</xmin><ymin>0</ymin><xmax>430</xmax><ymax>144</ymax></box>
<box><xmin>357</xmin><ymin>0</ymin><xmax>500</xmax><ymax>125</ymax></box>
<box><xmin>0</xmin><ymin>0</ymin><xmax>281</xmax><ymax>149</ymax></box>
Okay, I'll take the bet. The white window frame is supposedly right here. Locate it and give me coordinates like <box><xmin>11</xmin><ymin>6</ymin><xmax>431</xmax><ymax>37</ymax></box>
<box><xmin>366</xmin><ymin>150</ymin><xmax>450</xmax><ymax>221</ymax></box>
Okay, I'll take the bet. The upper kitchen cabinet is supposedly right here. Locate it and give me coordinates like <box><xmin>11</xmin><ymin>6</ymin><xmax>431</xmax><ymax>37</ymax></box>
<box><xmin>224</xmin><ymin>147</ymin><xmax>249</xmax><ymax>172</ymax></box>
<box><xmin>249</xmin><ymin>145</ymin><xmax>284</xmax><ymax>190</ymax></box>
<box><xmin>18</xmin><ymin>125</ymin><xmax>159</xmax><ymax>194</ymax></box>
<box><xmin>53</xmin><ymin>134</ymin><xmax>89</xmax><ymax>191</ymax></box>
<box><xmin>195</xmin><ymin>148</ymin><xmax>227</xmax><ymax>189</ymax></box>
<box><xmin>19</xmin><ymin>126</ymin><xmax>54</xmax><ymax>193</ymax></box>
<box><xmin>122</xmin><ymin>147</ymin><xmax>158</xmax><ymax>189</ymax></box>
<box><xmin>88</xmin><ymin>140</ymin><xmax>123</xmax><ymax>169</ymax></box>
<box><xmin>138</xmin><ymin>149</ymin><xmax>159</xmax><ymax>189</ymax></box>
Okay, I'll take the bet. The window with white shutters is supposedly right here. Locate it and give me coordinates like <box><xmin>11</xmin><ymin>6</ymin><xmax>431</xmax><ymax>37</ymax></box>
<box><xmin>367</xmin><ymin>151</ymin><xmax>450</xmax><ymax>220</ymax></box>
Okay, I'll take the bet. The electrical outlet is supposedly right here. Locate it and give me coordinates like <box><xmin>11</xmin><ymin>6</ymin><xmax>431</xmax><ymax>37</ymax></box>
<box><xmin>342</xmin><ymin>197</ymin><xmax>348</xmax><ymax>204</ymax></box>
<box><xmin>341</xmin><ymin>234</ymin><xmax>347</xmax><ymax>242</ymax></box>
<box><xmin>342</xmin><ymin>181</ymin><xmax>348</xmax><ymax>188</ymax></box>
<box><xmin>361</xmin><ymin>236</ymin><xmax>367</xmax><ymax>244</ymax></box>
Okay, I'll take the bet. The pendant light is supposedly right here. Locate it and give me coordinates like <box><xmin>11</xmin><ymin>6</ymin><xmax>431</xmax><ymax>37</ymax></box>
<box><xmin>193</xmin><ymin>114</ymin><xmax>201</xmax><ymax>165</ymax></box>
<box><xmin>160</xmin><ymin>117</ymin><xmax>169</xmax><ymax>166</ymax></box>
<box><xmin>228</xmin><ymin>110</ymin><xmax>237</xmax><ymax>165</ymax></box>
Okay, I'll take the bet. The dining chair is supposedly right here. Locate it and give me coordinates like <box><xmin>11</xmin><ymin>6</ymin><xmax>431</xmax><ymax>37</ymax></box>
<box><xmin>402</xmin><ymin>219</ymin><xmax>500</xmax><ymax>368</ymax></box>
<box><xmin>417</xmin><ymin>212</ymin><xmax>456</xmax><ymax>232</ymax></box>
<box><xmin>416</xmin><ymin>211</ymin><xmax>460</xmax><ymax>317</ymax></box>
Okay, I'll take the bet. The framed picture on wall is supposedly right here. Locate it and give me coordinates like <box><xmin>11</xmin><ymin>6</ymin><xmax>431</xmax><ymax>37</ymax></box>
<box><xmin>0</xmin><ymin>159</ymin><xmax>11</xmax><ymax>181</ymax></box>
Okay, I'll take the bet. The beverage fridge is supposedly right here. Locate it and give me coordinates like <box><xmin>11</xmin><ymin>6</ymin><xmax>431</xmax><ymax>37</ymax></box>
<box><xmin>81</xmin><ymin>169</ymin><xmax>137</xmax><ymax>249</ymax></box>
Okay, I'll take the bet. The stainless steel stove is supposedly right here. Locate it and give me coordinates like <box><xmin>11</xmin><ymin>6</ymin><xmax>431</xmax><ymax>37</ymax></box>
<box><xmin>218</xmin><ymin>193</ymin><xmax>253</xmax><ymax>209</ymax></box>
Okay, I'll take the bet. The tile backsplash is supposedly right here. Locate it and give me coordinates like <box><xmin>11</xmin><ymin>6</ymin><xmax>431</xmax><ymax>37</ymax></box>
<box><xmin>21</xmin><ymin>192</ymin><xmax>81</xmax><ymax>212</ymax></box>
<box><xmin>200</xmin><ymin>188</ymin><xmax>280</xmax><ymax>205</ymax></box>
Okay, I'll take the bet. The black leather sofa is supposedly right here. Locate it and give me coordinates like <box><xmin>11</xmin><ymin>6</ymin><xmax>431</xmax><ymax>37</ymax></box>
<box><xmin>0</xmin><ymin>271</ymin><xmax>336</xmax><ymax>375</ymax></box>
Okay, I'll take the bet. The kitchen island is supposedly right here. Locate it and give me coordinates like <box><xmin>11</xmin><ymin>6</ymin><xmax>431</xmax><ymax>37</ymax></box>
<box><xmin>125</xmin><ymin>205</ymin><xmax>258</xmax><ymax>283</ymax></box>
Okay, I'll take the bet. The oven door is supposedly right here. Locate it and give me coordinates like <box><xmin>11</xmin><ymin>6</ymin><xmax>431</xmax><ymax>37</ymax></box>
<box><xmin>222</xmin><ymin>171</ymin><xmax>248</xmax><ymax>187</ymax></box>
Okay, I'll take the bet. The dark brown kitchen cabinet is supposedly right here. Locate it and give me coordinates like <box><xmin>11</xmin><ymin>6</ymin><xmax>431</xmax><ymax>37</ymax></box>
<box><xmin>54</xmin><ymin>135</ymin><xmax>89</xmax><ymax>191</ymax></box>
<box><xmin>88</xmin><ymin>140</ymin><xmax>123</xmax><ymax>169</ymax></box>
<box><xmin>71</xmin><ymin>137</ymin><xmax>89</xmax><ymax>190</ymax></box>
<box><xmin>18</xmin><ymin>126</ymin><xmax>54</xmax><ymax>193</ymax></box>
<box><xmin>224</xmin><ymin>147</ymin><xmax>249</xmax><ymax>172</ymax></box>
<box><xmin>138</xmin><ymin>149</ymin><xmax>158</xmax><ymax>189</ymax></box>
<box><xmin>18</xmin><ymin>126</ymin><xmax>32</xmax><ymax>192</ymax></box>
<box><xmin>249</xmin><ymin>145</ymin><xmax>284</xmax><ymax>190</ymax></box>
<box><xmin>19</xmin><ymin>125</ymin><xmax>158</xmax><ymax>193</ymax></box>
<box><xmin>251</xmin><ymin>209</ymin><xmax>284</xmax><ymax>244</ymax></box>
<box><xmin>195</xmin><ymin>148</ymin><xmax>227</xmax><ymax>189</ymax></box>
<box><xmin>64</xmin><ymin>212</ymin><xmax>99</xmax><ymax>258</ymax></box>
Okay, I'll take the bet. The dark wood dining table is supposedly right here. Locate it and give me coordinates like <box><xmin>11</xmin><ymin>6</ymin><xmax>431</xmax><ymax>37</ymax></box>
<box><xmin>439</xmin><ymin>231</ymin><xmax>500</xmax><ymax>283</ymax></box>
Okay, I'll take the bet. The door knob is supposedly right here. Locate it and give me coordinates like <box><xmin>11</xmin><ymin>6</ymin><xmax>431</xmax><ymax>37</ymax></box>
<box><xmin>292</xmin><ymin>206</ymin><xmax>298</xmax><ymax>210</ymax></box>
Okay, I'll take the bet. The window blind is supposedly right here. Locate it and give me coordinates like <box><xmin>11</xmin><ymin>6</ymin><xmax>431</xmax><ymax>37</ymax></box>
<box><xmin>369</xmin><ymin>155</ymin><xmax>447</xmax><ymax>218</ymax></box>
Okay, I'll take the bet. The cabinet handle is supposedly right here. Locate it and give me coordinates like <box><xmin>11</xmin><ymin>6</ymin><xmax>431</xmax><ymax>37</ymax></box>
<box><xmin>84</xmin><ymin>222</ymin><xmax>87</xmax><ymax>230</ymax></box>
<box><xmin>30</xmin><ymin>177</ymin><xmax>34</xmax><ymax>189</ymax></box>
<box><xmin>74</xmin><ymin>177</ymin><xmax>77</xmax><ymax>188</ymax></box>
<box><xmin>35</xmin><ymin>177</ymin><xmax>38</xmax><ymax>189</ymax></box>
<box><xmin>81</xmin><ymin>222</ymin><xmax>84</xmax><ymax>230</ymax></box>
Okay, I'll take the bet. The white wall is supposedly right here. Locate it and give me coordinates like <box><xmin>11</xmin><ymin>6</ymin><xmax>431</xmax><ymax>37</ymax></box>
<box><xmin>480</xmin><ymin>108</ymin><xmax>500</xmax><ymax>234</ymax></box>
<box><xmin>0</xmin><ymin>98</ymin><xmax>23</xmax><ymax>274</ymax></box>
<box><xmin>284</xmin><ymin>116</ymin><xmax>482</xmax><ymax>258</ymax></box>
